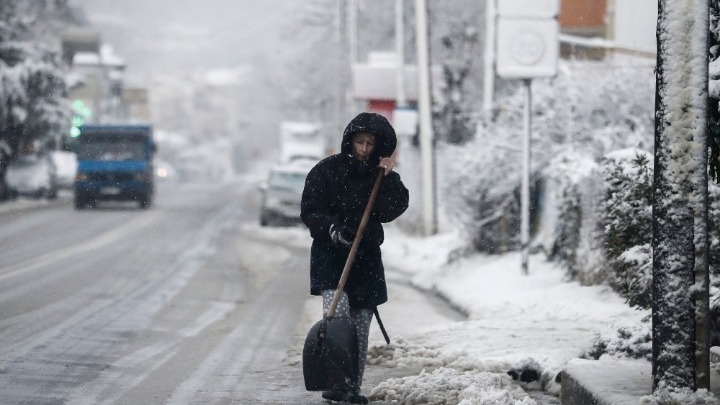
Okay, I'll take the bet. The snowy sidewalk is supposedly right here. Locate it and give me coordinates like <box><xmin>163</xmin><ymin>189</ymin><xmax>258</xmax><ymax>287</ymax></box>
<box><xmin>360</xmin><ymin>227</ymin><xmax>647</xmax><ymax>404</ymax></box>
<box><xmin>285</xmin><ymin>225</ymin><xmax>715</xmax><ymax>404</ymax></box>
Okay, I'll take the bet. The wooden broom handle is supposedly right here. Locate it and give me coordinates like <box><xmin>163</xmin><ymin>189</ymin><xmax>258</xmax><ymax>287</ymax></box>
<box><xmin>326</xmin><ymin>169</ymin><xmax>385</xmax><ymax>318</ymax></box>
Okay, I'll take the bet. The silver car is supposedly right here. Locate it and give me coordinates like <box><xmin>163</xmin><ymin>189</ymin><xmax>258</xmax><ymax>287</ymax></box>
<box><xmin>259</xmin><ymin>161</ymin><xmax>313</xmax><ymax>226</ymax></box>
<box><xmin>6</xmin><ymin>153</ymin><xmax>59</xmax><ymax>199</ymax></box>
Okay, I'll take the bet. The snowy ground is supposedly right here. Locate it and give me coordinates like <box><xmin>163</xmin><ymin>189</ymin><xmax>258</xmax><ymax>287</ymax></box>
<box><xmin>274</xmin><ymin>219</ymin><xmax>651</xmax><ymax>404</ymax></box>
<box><xmin>345</xmin><ymin>227</ymin><xmax>647</xmax><ymax>404</ymax></box>
<box><xmin>196</xmin><ymin>143</ymin><xmax>649</xmax><ymax>403</ymax></box>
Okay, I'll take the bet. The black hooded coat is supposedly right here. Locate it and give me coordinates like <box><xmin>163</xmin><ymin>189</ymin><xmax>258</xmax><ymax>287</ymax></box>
<box><xmin>301</xmin><ymin>113</ymin><xmax>409</xmax><ymax>308</ymax></box>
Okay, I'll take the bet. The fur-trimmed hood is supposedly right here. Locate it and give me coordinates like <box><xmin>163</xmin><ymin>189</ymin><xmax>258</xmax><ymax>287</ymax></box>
<box><xmin>340</xmin><ymin>112</ymin><xmax>397</xmax><ymax>161</ymax></box>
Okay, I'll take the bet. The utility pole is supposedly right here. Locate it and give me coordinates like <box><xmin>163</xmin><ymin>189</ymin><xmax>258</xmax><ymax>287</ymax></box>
<box><xmin>395</xmin><ymin>0</ymin><xmax>406</xmax><ymax>108</ymax></box>
<box><xmin>483</xmin><ymin>0</ymin><xmax>496</xmax><ymax>115</ymax></box>
<box><xmin>653</xmin><ymin>0</ymin><xmax>709</xmax><ymax>391</ymax></box>
<box><xmin>348</xmin><ymin>0</ymin><xmax>357</xmax><ymax>65</ymax></box>
<box><xmin>415</xmin><ymin>0</ymin><xmax>437</xmax><ymax>236</ymax></box>
<box><xmin>334</xmin><ymin>0</ymin><xmax>344</xmax><ymax>136</ymax></box>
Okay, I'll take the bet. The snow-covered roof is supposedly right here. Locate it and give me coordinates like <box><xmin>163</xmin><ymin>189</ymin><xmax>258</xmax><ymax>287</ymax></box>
<box><xmin>72</xmin><ymin>51</ymin><xmax>101</xmax><ymax>65</ymax></box>
<box><xmin>72</xmin><ymin>45</ymin><xmax>126</xmax><ymax>68</ymax></box>
<box><xmin>202</xmin><ymin>66</ymin><xmax>250</xmax><ymax>87</ymax></box>
<box><xmin>280</xmin><ymin>121</ymin><xmax>321</xmax><ymax>133</ymax></box>
<box><xmin>100</xmin><ymin>44</ymin><xmax>125</xmax><ymax>67</ymax></box>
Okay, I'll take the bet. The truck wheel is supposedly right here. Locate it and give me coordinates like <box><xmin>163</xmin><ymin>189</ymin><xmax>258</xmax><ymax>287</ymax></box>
<box><xmin>47</xmin><ymin>187</ymin><xmax>58</xmax><ymax>200</ymax></box>
<box><xmin>139</xmin><ymin>195</ymin><xmax>152</xmax><ymax>209</ymax></box>
<box><xmin>74</xmin><ymin>196</ymin><xmax>85</xmax><ymax>210</ymax></box>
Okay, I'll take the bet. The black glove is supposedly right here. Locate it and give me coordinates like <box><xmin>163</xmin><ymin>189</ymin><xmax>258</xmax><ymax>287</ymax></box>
<box><xmin>329</xmin><ymin>223</ymin><xmax>355</xmax><ymax>247</ymax></box>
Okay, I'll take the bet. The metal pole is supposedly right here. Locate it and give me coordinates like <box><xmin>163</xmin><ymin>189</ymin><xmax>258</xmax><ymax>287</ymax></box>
<box><xmin>483</xmin><ymin>0</ymin><xmax>496</xmax><ymax>115</ymax></box>
<box><xmin>334</xmin><ymin>1</ymin><xmax>344</xmax><ymax>134</ymax></box>
<box><xmin>348</xmin><ymin>0</ymin><xmax>357</xmax><ymax>65</ymax></box>
<box><xmin>521</xmin><ymin>79</ymin><xmax>531</xmax><ymax>275</ymax></box>
<box><xmin>415</xmin><ymin>0</ymin><xmax>436</xmax><ymax>236</ymax></box>
<box><xmin>395</xmin><ymin>0</ymin><xmax>406</xmax><ymax>107</ymax></box>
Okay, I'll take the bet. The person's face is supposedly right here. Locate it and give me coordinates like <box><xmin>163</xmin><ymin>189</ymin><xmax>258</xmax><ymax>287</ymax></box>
<box><xmin>352</xmin><ymin>132</ymin><xmax>376</xmax><ymax>162</ymax></box>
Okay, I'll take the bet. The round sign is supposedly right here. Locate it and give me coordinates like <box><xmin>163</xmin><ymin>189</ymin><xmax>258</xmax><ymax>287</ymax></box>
<box><xmin>510</xmin><ymin>31</ymin><xmax>546</xmax><ymax>66</ymax></box>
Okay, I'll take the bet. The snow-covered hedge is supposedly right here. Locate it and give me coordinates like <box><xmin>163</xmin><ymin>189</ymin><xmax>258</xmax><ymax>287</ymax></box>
<box><xmin>445</xmin><ymin>60</ymin><xmax>654</xmax><ymax>260</ymax></box>
<box><xmin>444</xmin><ymin>60</ymin><xmax>711</xmax><ymax>316</ymax></box>
<box><xmin>599</xmin><ymin>150</ymin><xmax>654</xmax><ymax>308</ymax></box>
<box><xmin>441</xmin><ymin>54</ymin><xmax>720</xmax><ymax>359</ymax></box>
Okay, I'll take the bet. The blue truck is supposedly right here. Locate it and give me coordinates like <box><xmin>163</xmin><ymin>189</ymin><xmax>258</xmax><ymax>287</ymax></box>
<box><xmin>74</xmin><ymin>124</ymin><xmax>156</xmax><ymax>209</ymax></box>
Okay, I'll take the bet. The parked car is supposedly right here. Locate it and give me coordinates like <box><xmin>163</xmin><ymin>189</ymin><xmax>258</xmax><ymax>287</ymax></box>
<box><xmin>6</xmin><ymin>153</ymin><xmax>59</xmax><ymax>199</ymax></box>
<box><xmin>259</xmin><ymin>161</ymin><xmax>313</xmax><ymax>226</ymax></box>
<box><xmin>49</xmin><ymin>150</ymin><xmax>77</xmax><ymax>189</ymax></box>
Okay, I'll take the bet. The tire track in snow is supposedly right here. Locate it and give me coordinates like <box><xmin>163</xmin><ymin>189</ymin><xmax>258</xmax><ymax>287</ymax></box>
<box><xmin>0</xmin><ymin>201</ymin><xmax>243</xmax><ymax>404</ymax></box>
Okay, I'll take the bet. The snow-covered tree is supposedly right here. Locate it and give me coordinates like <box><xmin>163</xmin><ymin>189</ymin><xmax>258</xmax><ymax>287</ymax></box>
<box><xmin>0</xmin><ymin>1</ymin><xmax>69</xmax><ymax>198</ymax></box>
<box><xmin>434</xmin><ymin>22</ymin><xmax>478</xmax><ymax>144</ymax></box>
<box><xmin>652</xmin><ymin>0</ymin><xmax>709</xmax><ymax>392</ymax></box>
<box><xmin>275</xmin><ymin>0</ymin><xmax>345</xmax><ymax>126</ymax></box>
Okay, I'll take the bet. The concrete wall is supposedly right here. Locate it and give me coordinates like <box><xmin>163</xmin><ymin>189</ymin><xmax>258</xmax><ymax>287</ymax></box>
<box><xmin>610</xmin><ymin>0</ymin><xmax>657</xmax><ymax>54</ymax></box>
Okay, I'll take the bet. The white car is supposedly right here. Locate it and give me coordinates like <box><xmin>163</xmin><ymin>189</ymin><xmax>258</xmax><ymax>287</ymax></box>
<box><xmin>6</xmin><ymin>153</ymin><xmax>59</xmax><ymax>199</ymax></box>
<box><xmin>49</xmin><ymin>150</ymin><xmax>77</xmax><ymax>189</ymax></box>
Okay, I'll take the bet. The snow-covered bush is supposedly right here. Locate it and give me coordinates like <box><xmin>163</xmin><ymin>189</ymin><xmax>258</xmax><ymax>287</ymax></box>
<box><xmin>444</xmin><ymin>138</ymin><xmax>537</xmax><ymax>253</ymax></box>
<box><xmin>599</xmin><ymin>150</ymin><xmax>654</xmax><ymax>308</ymax></box>
<box><xmin>588</xmin><ymin>315</ymin><xmax>652</xmax><ymax>361</ymax></box>
<box><xmin>445</xmin><ymin>60</ymin><xmax>655</xmax><ymax>260</ymax></box>
<box><xmin>541</xmin><ymin>150</ymin><xmax>599</xmax><ymax>282</ymax></box>
<box><xmin>639</xmin><ymin>386</ymin><xmax>720</xmax><ymax>405</ymax></box>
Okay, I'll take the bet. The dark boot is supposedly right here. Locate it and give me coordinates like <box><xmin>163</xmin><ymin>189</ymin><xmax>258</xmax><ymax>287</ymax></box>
<box><xmin>321</xmin><ymin>384</ymin><xmax>348</xmax><ymax>402</ymax></box>
<box><xmin>321</xmin><ymin>389</ymin><xmax>345</xmax><ymax>402</ymax></box>
<box><xmin>345</xmin><ymin>386</ymin><xmax>368</xmax><ymax>404</ymax></box>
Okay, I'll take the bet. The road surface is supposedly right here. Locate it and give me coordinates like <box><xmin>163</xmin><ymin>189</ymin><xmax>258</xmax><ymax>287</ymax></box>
<box><xmin>0</xmin><ymin>180</ymin><xmax>462</xmax><ymax>404</ymax></box>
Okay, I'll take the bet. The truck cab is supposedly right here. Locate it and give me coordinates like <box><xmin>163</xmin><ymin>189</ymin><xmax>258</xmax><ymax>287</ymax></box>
<box><xmin>279</xmin><ymin>121</ymin><xmax>326</xmax><ymax>164</ymax></box>
<box><xmin>74</xmin><ymin>125</ymin><xmax>156</xmax><ymax>209</ymax></box>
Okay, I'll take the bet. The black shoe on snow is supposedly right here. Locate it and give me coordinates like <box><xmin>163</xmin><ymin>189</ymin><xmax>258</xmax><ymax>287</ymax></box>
<box><xmin>321</xmin><ymin>388</ymin><xmax>345</xmax><ymax>402</ymax></box>
<box><xmin>346</xmin><ymin>387</ymin><xmax>368</xmax><ymax>404</ymax></box>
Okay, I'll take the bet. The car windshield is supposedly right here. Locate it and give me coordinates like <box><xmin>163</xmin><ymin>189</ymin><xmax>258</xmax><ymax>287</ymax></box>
<box><xmin>78</xmin><ymin>136</ymin><xmax>146</xmax><ymax>161</ymax></box>
<box><xmin>268</xmin><ymin>171</ymin><xmax>306</xmax><ymax>193</ymax></box>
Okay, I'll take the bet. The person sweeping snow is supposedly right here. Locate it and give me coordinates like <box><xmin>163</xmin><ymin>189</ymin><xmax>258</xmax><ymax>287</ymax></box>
<box><xmin>301</xmin><ymin>112</ymin><xmax>409</xmax><ymax>403</ymax></box>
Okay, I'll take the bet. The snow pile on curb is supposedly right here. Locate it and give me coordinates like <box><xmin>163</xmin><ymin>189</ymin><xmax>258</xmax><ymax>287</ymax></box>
<box><xmin>376</xmin><ymin>228</ymin><xmax>647</xmax><ymax>402</ymax></box>
<box><xmin>370</xmin><ymin>368</ymin><xmax>536</xmax><ymax>405</ymax></box>
<box><xmin>367</xmin><ymin>338</ymin><xmax>447</xmax><ymax>369</ymax></box>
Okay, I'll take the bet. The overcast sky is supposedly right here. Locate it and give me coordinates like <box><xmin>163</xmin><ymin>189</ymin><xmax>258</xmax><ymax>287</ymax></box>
<box><xmin>70</xmin><ymin>0</ymin><xmax>305</xmax><ymax>84</ymax></box>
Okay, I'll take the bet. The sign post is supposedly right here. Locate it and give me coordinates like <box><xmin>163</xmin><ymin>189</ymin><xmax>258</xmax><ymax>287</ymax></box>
<box><xmin>496</xmin><ymin>0</ymin><xmax>559</xmax><ymax>274</ymax></box>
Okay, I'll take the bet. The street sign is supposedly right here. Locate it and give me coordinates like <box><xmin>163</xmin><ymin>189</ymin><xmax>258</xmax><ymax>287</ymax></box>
<box><xmin>496</xmin><ymin>18</ymin><xmax>558</xmax><ymax>78</ymax></box>
<box><xmin>498</xmin><ymin>0</ymin><xmax>559</xmax><ymax>18</ymax></box>
<box><xmin>496</xmin><ymin>0</ymin><xmax>559</xmax><ymax>80</ymax></box>
<box><xmin>493</xmin><ymin>0</ymin><xmax>560</xmax><ymax>275</ymax></box>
